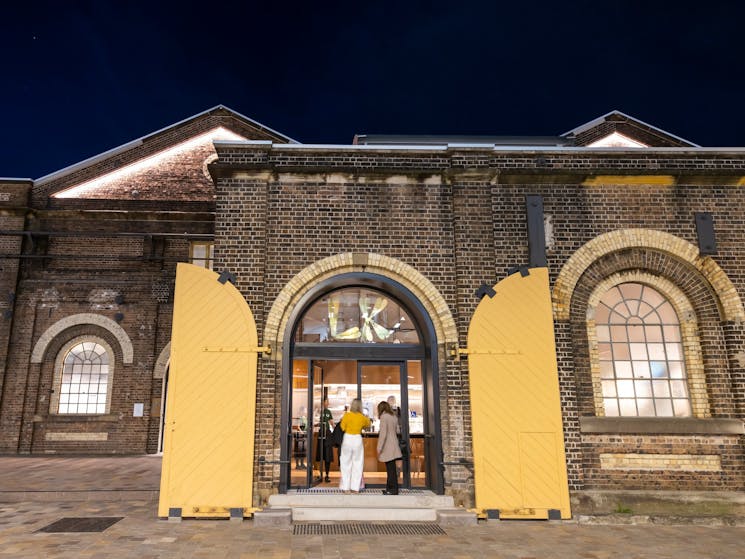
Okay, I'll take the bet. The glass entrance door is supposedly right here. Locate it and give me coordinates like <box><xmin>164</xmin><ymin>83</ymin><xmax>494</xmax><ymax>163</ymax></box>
<box><xmin>358</xmin><ymin>361</ymin><xmax>426</xmax><ymax>489</ymax></box>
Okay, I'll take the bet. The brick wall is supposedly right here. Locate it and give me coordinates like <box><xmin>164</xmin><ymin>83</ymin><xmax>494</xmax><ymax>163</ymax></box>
<box><xmin>214</xmin><ymin>144</ymin><xmax>745</xmax><ymax>502</ymax></box>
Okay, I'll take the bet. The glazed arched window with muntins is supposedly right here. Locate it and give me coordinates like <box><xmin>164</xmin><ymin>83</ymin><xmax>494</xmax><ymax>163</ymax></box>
<box><xmin>295</xmin><ymin>287</ymin><xmax>420</xmax><ymax>344</ymax></box>
<box><xmin>54</xmin><ymin>339</ymin><xmax>112</xmax><ymax>414</ymax></box>
<box><xmin>595</xmin><ymin>283</ymin><xmax>691</xmax><ymax>417</ymax></box>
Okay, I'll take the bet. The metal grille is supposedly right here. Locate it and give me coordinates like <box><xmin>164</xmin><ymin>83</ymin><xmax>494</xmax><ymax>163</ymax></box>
<box><xmin>38</xmin><ymin>517</ymin><xmax>123</xmax><ymax>533</ymax></box>
<box><xmin>293</xmin><ymin>523</ymin><xmax>445</xmax><ymax>536</ymax></box>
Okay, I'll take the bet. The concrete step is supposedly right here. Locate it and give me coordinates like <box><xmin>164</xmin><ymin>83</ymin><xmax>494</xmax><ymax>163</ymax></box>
<box><xmin>265</xmin><ymin>490</ymin><xmax>476</xmax><ymax>524</ymax></box>
<box><xmin>268</xmin><ymin>490</ymin><xmax>454</xmax><ymax>509</ymax></box>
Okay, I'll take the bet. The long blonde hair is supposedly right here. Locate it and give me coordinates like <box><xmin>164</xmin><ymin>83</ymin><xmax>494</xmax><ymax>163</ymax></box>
<box><xmin>349</xmin><ymin>398</ymin><xmax>363</xmax><ymax>413</ymax></box>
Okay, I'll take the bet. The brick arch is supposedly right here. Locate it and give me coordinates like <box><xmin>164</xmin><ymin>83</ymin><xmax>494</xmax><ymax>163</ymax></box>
<box><xmin>553</xmin><ymin>229</ymin><xmax>745</xmax><ymax>322</ymax></box>
<box><xmin>31</xmin><ymin>313</ymin><xmax>134</xmax><ymax>364</ymax></box>
<box><xmin>153</xmin><ymin>342</ymin><xmax>170</xmax><ymax>379</ymax></box>
<box><xmin>263</xmin><ymin>253</ymin><xmax>457</xmax><ymax>356</ymax></box>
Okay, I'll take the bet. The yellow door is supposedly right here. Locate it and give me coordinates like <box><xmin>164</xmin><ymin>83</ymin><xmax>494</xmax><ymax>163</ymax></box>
<box><xmin>158</xmin><ymin>264</ymin><xmax>260</xmax><ymax>518</ymax></box>
<box><xmin>466</xmin><ymin>267</ymin><xmax>571</xmax><ymax>519</ymax></box>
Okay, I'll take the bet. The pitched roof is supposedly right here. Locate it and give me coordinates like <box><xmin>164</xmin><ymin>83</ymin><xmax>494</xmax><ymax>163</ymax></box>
<box><xmin>33</xmin><ymin>105</ymin><xmax>296</xmax><ymax>202</ymax></box>
<box><xmin>561</xmin><ymin>110</ymin><xmax>699</xmax><ymax>148</ymax></box>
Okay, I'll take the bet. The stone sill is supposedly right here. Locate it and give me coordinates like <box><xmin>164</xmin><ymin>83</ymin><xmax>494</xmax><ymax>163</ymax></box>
<box><xmin>579</xmin><ymin>417</ymin><xmax>745</xmax><ymax>435</ymax></box>
<box><xmin>33</xmin><ymin>414</ymin><xmax>119</xmax><ymax>423</ymax></box>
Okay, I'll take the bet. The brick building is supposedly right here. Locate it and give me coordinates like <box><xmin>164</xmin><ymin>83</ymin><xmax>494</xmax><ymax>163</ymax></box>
<box><xmin>1</xmin><ymin>106</ymin><xmax>743</xmax><ymax>514</ymax></box>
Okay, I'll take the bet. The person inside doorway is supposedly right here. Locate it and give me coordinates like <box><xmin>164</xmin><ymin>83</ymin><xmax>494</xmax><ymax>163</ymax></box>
<box><xmin>316</xmin><ymin>398</ymin><xmax>335</xmax><ymax>483</ymax></box>
<box><xmin>339</xmin><ymin>398</ymin><xmax>371</xmax><ymax>493</ymax></box>
<box><xmin>377</xmin><ymin>400</ymin><xmax>403</xmax><ymax>495</ymax></box>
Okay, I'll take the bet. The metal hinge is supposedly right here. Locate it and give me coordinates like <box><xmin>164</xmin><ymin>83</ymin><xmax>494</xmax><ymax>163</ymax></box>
<box><xmin>201</xmin><ymin>346</ymin><xmax>272</xmax><ymax>355</ymax></box>
<box><xmin>450</xmin><ymin>347</ymin><xmax>521</xmax><ymax>357</ymax></box>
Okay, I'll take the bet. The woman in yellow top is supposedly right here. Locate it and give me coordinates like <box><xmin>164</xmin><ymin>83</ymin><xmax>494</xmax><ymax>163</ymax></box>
<box><xmin>339</xmin><ymin>398</ymin><xmax>371</xmax><ymax>493</ymax></box>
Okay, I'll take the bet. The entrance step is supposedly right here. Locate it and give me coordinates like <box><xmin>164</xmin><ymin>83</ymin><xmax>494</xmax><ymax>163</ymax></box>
<box><xmin>266</xmin><ymin>490</ymin><xmax>475</xmax><ymax>524</ymax></box>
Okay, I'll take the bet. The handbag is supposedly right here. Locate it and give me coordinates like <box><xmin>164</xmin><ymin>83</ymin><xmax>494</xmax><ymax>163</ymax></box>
<box><xmin>332</xmin><ymin>422</ymin><xmax>345</xmax><ymax>447</ymax></box>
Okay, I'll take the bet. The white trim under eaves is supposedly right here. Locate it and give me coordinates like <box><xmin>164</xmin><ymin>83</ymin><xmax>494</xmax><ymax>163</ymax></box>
<box><xmin>213</xmin><ymin>140</ymin><xmax>745</xmax><ymax>154</ymax></box>
<box><xmin>562</xmin><ymin>110</ymin><xmax>700</xmax><ymax>148</ymax></box>
<box><xmin>0</xmin><ymin>177</ymin><xmax>33</xmax><ymax>181</ymax></box>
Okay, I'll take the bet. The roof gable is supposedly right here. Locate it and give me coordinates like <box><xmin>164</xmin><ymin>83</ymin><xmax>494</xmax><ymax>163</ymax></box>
<box><xmin>33</xmin><ymin>105</ymin><xmax>296</xmax><ymax>204</ymax></box>
<box><xmin>562</xmin><ymin>110</ymin><xmax>699</xmax><ymax>148</ymax></box>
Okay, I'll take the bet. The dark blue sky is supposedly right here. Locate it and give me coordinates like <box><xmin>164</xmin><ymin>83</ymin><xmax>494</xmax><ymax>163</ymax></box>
<box><xmin>3</xmin><ymin>1</ymin><xmax>745</xmax><ymax>179</ymax></box>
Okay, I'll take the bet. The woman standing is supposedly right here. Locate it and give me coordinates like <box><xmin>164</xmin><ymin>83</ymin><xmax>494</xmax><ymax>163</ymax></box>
<box><xmin>376</xmin><ymin>400</ymin><xmax>403</xmax><ymax>495</ymax></box>
<box><xmin>339</xmin><ymin>398</ymin><xmax>371</xmax><ymax>493</ymax></box>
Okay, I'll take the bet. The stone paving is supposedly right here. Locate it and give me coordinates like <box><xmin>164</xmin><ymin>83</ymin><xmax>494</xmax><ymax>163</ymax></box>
<box><xmin>0</xmin><ymin>456</ymin><xmax>743</xmax><ymax>558</ymax></box>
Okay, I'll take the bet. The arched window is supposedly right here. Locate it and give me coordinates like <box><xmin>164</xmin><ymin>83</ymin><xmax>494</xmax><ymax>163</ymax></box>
<box><xmin>595</xmin><ymin>283</ymin><xmax>691</xmax><ymax>417</ymax></box>
<box><xmin>51</xmin><ymin>337</ymin><xmax>114</xmax><ymax>415</ymax></box>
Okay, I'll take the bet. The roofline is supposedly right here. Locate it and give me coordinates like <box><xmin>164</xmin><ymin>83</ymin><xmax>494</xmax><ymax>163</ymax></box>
<box><xmin>215</xmin><ymin>140</ymin><xmax>745</xmax><ymax>153</ymax></box>
<box><xmin>0</xmin><ymin>177</ymin><xmax>34</xmax><ymax>182</ymax></box>
<box><xmin>34</xmin><ymin>104</ymin><xmax>298</xmax><ymax>186</ymax></box>
<box><xmin>561</xmin><ymin>110</ymin><xmax>700</xmax><ymax>148</ymax></box>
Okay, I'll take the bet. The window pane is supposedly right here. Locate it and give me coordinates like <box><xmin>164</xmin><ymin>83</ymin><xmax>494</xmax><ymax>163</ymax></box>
<box><xmin>604</xmin><ymin>399</ymin><xmax>619</xmax><ymax>416</ymax></box>
<box><xmin>619</xmin><ymin>399</ymin><xmax>637</xmax><ymax>416</ymax></box>
<box><xmin>609</xmin><ymin>310</ymin><xmax>627</xmax><ymax>323</ymax></box>
<box><xmin>629</xmin><ymin>343</ymin><xmax>647</xmax><ymax>360</ymax></box>
<box><xmin>634</xmin><ymin>380</ymin><xmax>652</xmax><ymax>397</ymax></box>
<box><xmin>599</xmin><ymin>361</ymin><xmax>614</xmax><ymax>379</ymax></box>
<box><xmin>666</xmin><ymin>343</ymin><xmax>682</xmax><ymax>360</ymax></box>
<box><xmin>673</xmin><ymin>399</ymin><xmax>691</xmax><ymax>416</ymax></box>
<box><xmin>632</xmin><ymin>361</ymin><xmax>650</xmax><ymax>378</ymax></box>
<box><xmin>598</xmin><ymin>343</ymin><xmax>612</xmax><ymax>360</ymax></box>
<box><xmin>652</xmin><ymin>380</ymin><xmax>670</xmax><ymax>397</ymax></box>
<box><xmin>643</xmin><ymin>288</ymin><xmax>665</xmax><ymax>308</ymax></box>
<box><xmin>645</xmin><ymin>325</ymin><xmax>663</xmax><ymax>342</ymax></box>
<box><xmin>657</xmin><ymin>302</ymin><xmax>677</xmax><ymax>323</ymax></box>
<box><xmin>619</xmin><ymin>283</ymin><xmax>642</xmax><ymax>300</ymax></box>
<box><xmin>655</xmin><ymin>399</ymin><xmax>674</xmax><ymax>417</ymax></box>
<box><xmin>610</xmin><ymin>325</ymin><xmax>627</xmax><ymax>341</ymax></box>
<box><xmin>670</xmin><ymin>380</ymin><xmax>689</xmax><ymax>398</ymax></box>
<box><xmin>614</xmin><ymin>361</ymin><xmax>632</xmax><ymax>377</ymax></box>
<box><xmin>596</xmin><ymin>325</ymin><xmax>610</xmax><ymax>341</ymax></box>
<box><xmin>613</xmin><ymin>344</ymin><xmax>630</xmax><ymax>360</ymax></box>
<box><xmin>637</xmin><ymin>302</ymin><xmax>657</xmax><ymax>320</ymax></box>
<box><xmin>617</xmin><ymin>380</ymin><xmax>634</xmax><ymax>397</ymax></box>
<box><xmin>650</xmin><ymin>362</ymin><xmax>668</xmax><ymax>378</ymax></box>
<box><xmin>637</xmin><ymin>399</ymin><xmax>655</xmax><ymax>415</ymax></box>
<box><xmin>662</xmin><ymin>325</ymin><xmax>681</xmax><ymax>342</ymax></box>
<box><xmin>627</xmin><ymin>324</ymin><xmax>645</xmax><ymax>342</ymax></box>
<box><xmin>668</xmin><ymin>362</ymin><xmax>684</xmax><ymax>379</ymax></box>
<box><xmin>595</xmin><ymin>304</ymin><xmax>610</xmax><ymax>323</ymax></box>
<box><xmin>601</xmin><ymin>381</ymin><xmax>617</xmax><ymax>397</ymax></box>
<box><xmin>647</xmin><ymin>343</ymin><xmax>665</xmax><ymax>360</ymax></box>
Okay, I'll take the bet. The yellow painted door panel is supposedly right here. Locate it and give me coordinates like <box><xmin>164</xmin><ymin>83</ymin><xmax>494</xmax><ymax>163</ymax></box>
<box><xmin>467</xmin><ymin>267</ymin><xmax>571</xmax><ymax>519</ymax></box>
<box><xmin>158</xmin><ymin>264</ymin><xmax>259</xmax><ymax>518</ymax></box>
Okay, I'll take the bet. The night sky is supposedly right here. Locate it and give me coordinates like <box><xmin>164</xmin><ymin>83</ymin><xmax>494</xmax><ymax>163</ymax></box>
<box><xmin>3</xmin><ymin>1</ymin><xmax>745</xmax><ymax>179</ymax></box>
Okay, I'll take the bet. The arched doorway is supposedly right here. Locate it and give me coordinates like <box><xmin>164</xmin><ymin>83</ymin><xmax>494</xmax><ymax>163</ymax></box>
<box><xmin>280</xmin><ymin>273</ymin><xmax>443</xmax><ymax>493</ymax></box>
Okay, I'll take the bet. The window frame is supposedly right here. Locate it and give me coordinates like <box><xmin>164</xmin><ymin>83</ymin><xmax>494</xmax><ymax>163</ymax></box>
<box><xmin>586</xmin><ymin>272</ymin><xmax>710</xmax><ymax>419</ymax></box>
<box><xmin>49</xmin><ymin>335</ymin><xmax>116</xmax><ymax>416</ymax></box>
<box><xmin>189</xmin><ymin>241</ymin><xmax>214</xmax><ymax>270</ymax></box>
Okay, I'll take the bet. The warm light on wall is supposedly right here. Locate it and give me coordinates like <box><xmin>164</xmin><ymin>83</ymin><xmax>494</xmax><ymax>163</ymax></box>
<box><xmin>587</xmin><ymin>132</ymin><xmax>648</xmax><ymax>148</ymax></box>
<box><xmin>54</xmin><ymin>127</ymin><xmax>246</xmax><ymax>198</ymax></box>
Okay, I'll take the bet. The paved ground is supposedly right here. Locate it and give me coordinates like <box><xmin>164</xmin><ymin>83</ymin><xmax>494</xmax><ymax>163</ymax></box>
<box><xmin>0</xmin><ymin>456</ymin><xmax>743</xmax><ymax>558</ymax></box>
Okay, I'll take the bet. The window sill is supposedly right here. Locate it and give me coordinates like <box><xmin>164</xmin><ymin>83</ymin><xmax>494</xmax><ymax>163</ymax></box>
<box><xmin>34</xmin><ymin>414</ymin><xmax>118</xmax><ymax>423</ymax></box>
<box><xmin>579</xmin><ymin>416</ymin><xmax>745</xmax><ymax>435</ymax></box>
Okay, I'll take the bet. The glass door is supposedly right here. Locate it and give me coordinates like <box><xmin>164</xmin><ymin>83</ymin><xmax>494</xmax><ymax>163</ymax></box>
<box><xmin>359</xmin><ymin>362</ymin><xmax>414</xmax><ymax>488</ymax></box>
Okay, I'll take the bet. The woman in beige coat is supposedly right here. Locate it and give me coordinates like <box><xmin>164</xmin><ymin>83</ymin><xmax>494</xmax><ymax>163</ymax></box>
<box><xmin>376</xmin><ymin>401</ymin><xmax>403</xmax><ymax>495</ymax></box>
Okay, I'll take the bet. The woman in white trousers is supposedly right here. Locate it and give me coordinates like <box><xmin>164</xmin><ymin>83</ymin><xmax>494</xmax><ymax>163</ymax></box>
<box><xmin>339</xmin><ymin>398</ymin><xmax>371</xmax><ymax>493</ymax></box>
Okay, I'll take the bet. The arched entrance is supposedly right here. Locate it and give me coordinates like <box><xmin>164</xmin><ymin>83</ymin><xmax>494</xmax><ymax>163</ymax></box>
<box><xmin>280</xmin><ymin>273</ymin><xmax>443</xmax><ymax>493</ymax></box>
